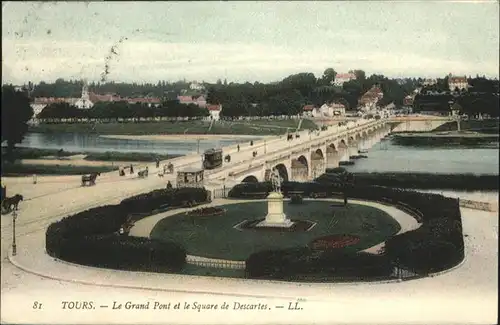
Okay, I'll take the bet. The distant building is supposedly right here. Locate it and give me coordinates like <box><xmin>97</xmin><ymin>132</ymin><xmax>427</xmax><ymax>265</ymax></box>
<box><xmin>302</xmin><ymin>105</ymin><xmax>316</xmax><ymax>117</ymax></box>
<box><xmin>126</xmin><ymin>97</ymin><xmax>161</xmax><ymax>107</ymax></box>
<box><xmin>403</xmin><ymin>95</ymin><xmax>415</xmax><ymax>106</ymax></box>
<box><xmin>89</xmin><ymin>92</ymin><xmax>122</xmax><ymax>103</ymax></box>
<box><xmin>189</xmin><ymin>81</ymin><xmax>205</xmax><ymax>91</ymax></box>
<box><xmin>332</xmin><ymin>72</ymin><xmax>356</xmax><ymax>86</ymax></box>
<box><xmin>177</xmin><ymin>95</ymin><xmax>195</xmax><ymax>105</ymax></box>
<box><xmin>177</xmin><ymin>95</ymin><xmax>207</xmax><ymax>108</ymax></box>
<box><xmin>422</xmin><ymin>78</ymin><xmax>438</xmax><ymax>87</ymax></box>
<box><xmin>31</xmin><ymin>84</ymin><xmax>94</xmax><ymax>116</ymax></box>
<box><xmin>73</xmin><ymin>84</ymin><xmax>93</xmax><ymax>109</ymax></box>
<box><xmin>207</xmin><ymin>104</ymin><xmax>222</xmax><ymax>120</ymax></box>
<box><xmin>195</xmin><ymin>95</ymin><xmax>207</xmax><ymax>108</ymax></box>
<box><xmin>358</xmin><ymin>85</ymin><xmax>384</xmax><ymax>111</ymax></box>
<box><xmin>302</xmin><ymin>103</ymin><xmax>345</xmax><ymax>118</ymax></box>
<box><xmin>448</xmin><ymin>74</ymin><xmax>469</xmax><ymax>92</ymax></box>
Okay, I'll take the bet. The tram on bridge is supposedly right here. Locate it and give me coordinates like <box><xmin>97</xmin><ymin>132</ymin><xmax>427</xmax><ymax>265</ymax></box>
<box><xmin>202</xmin><ymin>148</ymin><xmax>223</xmax><ymax>170</ymax></box>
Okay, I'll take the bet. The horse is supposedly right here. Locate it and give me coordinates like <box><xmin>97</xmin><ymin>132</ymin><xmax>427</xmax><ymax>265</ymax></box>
<box><xmin>138</xmin><ymin>167</ymin><xmax>149</xmax><ymax>178</ymax></box>
<box><xmin>2</xmin><ymin>194</ymin><xmax>23</xmax><ymax>212</ymax></box>
<box><xmin>81</xmin><ymin>172</ymin><xmax>100</xmax><ymax>186</ymax></box>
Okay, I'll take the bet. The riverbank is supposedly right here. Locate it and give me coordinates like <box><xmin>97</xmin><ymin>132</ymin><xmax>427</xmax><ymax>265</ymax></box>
<box><xmin>0</xmin><ymin>148</ymin><xmax>182</xmax><ymax>176</ymax></box>
<box><xmin>391</xmin><ymin>131</ymin><xmax>498</xmax><ymax>146</ymax></box>
<box><xmin>28</xmin><ymin>119</ymin><xmax>318</xmax><ymax>136</ymax></box>
<box><xmin>100</xmin><ymin>134</ymin><xmax>270</xmax><ymax>141</ymax></box>
<box><xmin>1</xmin><ymin>147</ymin><xmax>181</xmax><ymax>162</ymax></box>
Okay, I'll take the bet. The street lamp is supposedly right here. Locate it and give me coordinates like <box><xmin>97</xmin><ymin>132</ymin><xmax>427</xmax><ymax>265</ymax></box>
<box><xmin>12</xmin><ymin>209</ymin><xmax>17</xmax><ymax>256</ymax></box>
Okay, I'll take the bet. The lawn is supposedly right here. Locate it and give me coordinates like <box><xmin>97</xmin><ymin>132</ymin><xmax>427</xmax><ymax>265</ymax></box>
<box><xmin>150</xmin><ymin>200</ymin><xmax>400</xmax><ymax>261</ymax></box>
<box><xmin>28</xmin><ymin>119</ymin><xmax>318</xmax><ymax>136</ymax></box>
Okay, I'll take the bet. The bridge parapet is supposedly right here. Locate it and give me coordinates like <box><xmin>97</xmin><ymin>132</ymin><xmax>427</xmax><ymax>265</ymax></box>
<box><xmin>207</xmin><ymin>119</ymin><xmax>386</xmax><ymax>182</ymax></box>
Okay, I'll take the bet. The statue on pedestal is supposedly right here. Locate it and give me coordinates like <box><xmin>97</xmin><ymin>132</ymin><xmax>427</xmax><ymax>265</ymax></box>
<box><xmin>270</xmin><ymin>168</ymin><xmax>282</xmax><ymax>194</ymax></box>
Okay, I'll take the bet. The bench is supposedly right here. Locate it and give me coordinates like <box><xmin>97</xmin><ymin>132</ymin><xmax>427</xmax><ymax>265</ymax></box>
<box><xmin>287</xmin><ymin>191</ymin><xmax>304</xmax><ymax>197</ymax></box>
<box><xmin>396</xmin><ymin>201</ymin><xmax>423</xmax><ymax>222</ymax></box>
<box><xmin>309</xmin><ymin>192</ymin><xmax>328</xmax><ymax>198</ymax></box>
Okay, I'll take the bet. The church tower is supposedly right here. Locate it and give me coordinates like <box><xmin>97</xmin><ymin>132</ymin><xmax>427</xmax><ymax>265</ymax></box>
<box><xmin>81</xmin><ymin>79</ymin><xmax>89</xmax><ymax>101</ymax></box>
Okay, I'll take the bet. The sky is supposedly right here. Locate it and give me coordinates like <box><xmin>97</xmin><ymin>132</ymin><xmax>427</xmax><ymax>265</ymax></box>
<box><xmin>2</xmin><ymin>1</ymin><xmax>499</xmax><ymax>85</ymax></box>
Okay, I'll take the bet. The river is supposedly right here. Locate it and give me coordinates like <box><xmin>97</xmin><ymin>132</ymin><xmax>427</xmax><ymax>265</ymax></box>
<box><xmin>12</xmin><ymin>132</ymin><xmax>499</xmax><ymax>175</ymax></box>
<box><xmin>344</xmin><ymin>140</ymin><xmax>498</xmax><ymax>175</ymax></box>
<box><xmin>15</xmin><ymin>132</ymin><xmax>262</xmax><ymax>156</ymax></box>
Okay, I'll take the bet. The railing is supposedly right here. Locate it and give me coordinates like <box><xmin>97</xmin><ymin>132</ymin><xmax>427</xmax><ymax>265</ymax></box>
<box><xmin>186</xmin><ymin>255</ymin><xmax>245</xmax><ymax>270</ymax></box>
<box><xmin>212</xmin><ymin>186</ymin><xmax>233</xmax><ymax>199</ymax></box>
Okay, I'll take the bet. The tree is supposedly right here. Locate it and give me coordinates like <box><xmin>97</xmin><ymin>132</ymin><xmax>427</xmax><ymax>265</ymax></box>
<box><xmin>353</xmin><ymin>70</ymin><xmax>366</xmax><ymax>82</ymax></box>
<box><xmin>319</xmin><ymin>68</ymin><xmax>337</xmax><ymax>86</ymax></box>
<box><xmin>1</xmin><ymin>86</ymin><xmax>34</xmax><ymax>158</ymax></box>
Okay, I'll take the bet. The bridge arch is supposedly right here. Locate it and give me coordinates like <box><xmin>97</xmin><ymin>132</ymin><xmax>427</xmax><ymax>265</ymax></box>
<box><xmin>241</xmin><ymin>175</ymin><xmax>259</xmax><ymax>183</ymax></box>
<box><xmin>310</xmin><ymin>149</ymin><xmax>325</xmax><ymax>180</ymax></box>
<box><xmin>273</xmin><ymin>163</ymin><xmax>289</xmax><ymax>182</ymax></box>
<box><xmin>326</xmin><ymin>143</ymin><xmax>340</xmax><ymax>169</ymax></box>
<box><xmin>338</xmin><ymin>139</ymin><xmax>350</xmax><ymax>162</ymax></box>
<box><xmin>291</xmin><ymin>155</ymin><xmax>309</xmax><ymax>182</ymax></box>
<box><xmin>348</xmin><ymin>136</ymin><xmax>359</xmax><ymax>158</ymax></box>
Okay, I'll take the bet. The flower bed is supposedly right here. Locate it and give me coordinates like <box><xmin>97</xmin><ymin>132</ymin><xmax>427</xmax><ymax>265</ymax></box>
<box><xmin>236</xmin><ymin>219</ymin><xmax>315</xmax><ymax>232</ymax></box>
<box><xmin>187</xmin><ymin>206</ymin><xmax>225</xmax><ymax>217</ymax></box>
<box><xmin>309</xmin><ymin>235</ymin><xmax>360</xmax><ymax>250</ymax></box>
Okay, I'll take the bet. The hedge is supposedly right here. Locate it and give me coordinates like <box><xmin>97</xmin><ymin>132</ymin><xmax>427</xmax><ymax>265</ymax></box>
<box><xmin>45</xmin><ymin>187</ymin><xmax>211</xmax><ymax>272</ymax></box>
<box><xmin>237</xmin><ymin>181</ymin><xmax>465</xmax><ymax>278</ymax></box>
<box><xmin>228</xmin><ymin>181</ymin><xmax>344</xmax><ymax>199</ymax></box>
<box><xmin>59</xmin><ymin>234</ymin><xmax>186</xmax><ymax>272</ymax></box>
<box><xmin>120</xmin><ymin>187</ymin><xmax>211</xmax><ymax>214</ymax></box>
<box><xmin>245</xmin><ymin>248</ymin><xmax>393</xmax><ymax>281</ymax></box>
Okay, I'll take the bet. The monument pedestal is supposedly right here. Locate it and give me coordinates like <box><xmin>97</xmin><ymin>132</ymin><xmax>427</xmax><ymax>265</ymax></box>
<box><xmin>256</xmin><ymin>192</ymin><xmax>294</xmax><ymax>228</ymax></box>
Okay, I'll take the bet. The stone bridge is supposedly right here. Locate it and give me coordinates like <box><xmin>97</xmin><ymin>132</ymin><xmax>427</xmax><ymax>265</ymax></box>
<box><xmin>204</xmin><ymin>119</ymin><xmax>392</xmax><ymax>186</ymax></box>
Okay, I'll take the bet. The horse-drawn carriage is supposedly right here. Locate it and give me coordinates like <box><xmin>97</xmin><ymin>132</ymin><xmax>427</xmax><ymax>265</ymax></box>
<box><xmin>138</xmin><ymin>167</ymin><xmax>149</xmax><ymax>178</ymax></box>
<box><xmin>81</xmin><ymin>172</ymin><xmax>100</xmax><ymax>186</ymax></box>
<box><xmin>158</xmin><ymin>163</ymin><xmax>174</xmax><ymax>177</ymax></box>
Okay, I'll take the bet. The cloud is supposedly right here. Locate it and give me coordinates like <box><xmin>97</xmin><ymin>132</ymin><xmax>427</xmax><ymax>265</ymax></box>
<box><xmin>2</xmin><ymin>39</ymin><xmax>499</xmax><ymax>85</ymax></box>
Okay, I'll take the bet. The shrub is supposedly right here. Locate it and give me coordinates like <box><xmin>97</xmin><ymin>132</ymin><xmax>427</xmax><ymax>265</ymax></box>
<box><xmin>59</xmin><ymin>235</ymin><xmax>186</xmax><ymax>272</ymax></box>
<box><xmin>325</xmin><ymin>167</ymin><xmax>348</xmax><ymax>174</ymax></box>
<box><xmin>245</xmin><ymin>248</ymin><xmax>393</xmax><ymax>280</ymax></box>
<box><xmin>228</xmin><ymin>182</ymin><xmax>272</xmax><ymax>198</ymax></box>
<box><xmin>290</xmin><ymin>195</ymin><xmax>303</xmax><ymax>204</ymax></box>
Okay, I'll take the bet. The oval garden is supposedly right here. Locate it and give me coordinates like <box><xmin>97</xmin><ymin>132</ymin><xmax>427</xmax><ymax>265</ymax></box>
<box><xmin>45</xmin><ymin>179</ymin><xmax>465</xmax><ymax>283</ymax></box>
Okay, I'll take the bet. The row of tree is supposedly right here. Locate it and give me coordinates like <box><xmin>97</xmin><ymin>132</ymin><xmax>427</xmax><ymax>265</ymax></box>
<box><xmin>30</xmin><ymin>79</ymin><xmax>197</xmax><ymax>99</ymax></box>
<box><xmin>37</xmin><ymin>101</ymin><xmax>209</xmax><ymax>119</ymax></box>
